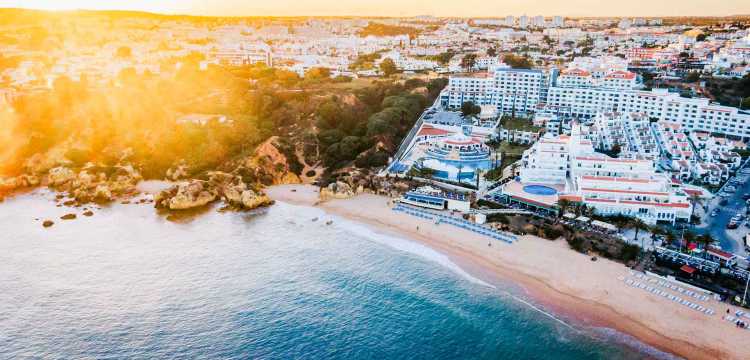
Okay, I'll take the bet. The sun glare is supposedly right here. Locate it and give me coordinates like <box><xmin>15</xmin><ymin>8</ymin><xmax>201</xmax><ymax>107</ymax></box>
<box><xmin>7</xmin><ymin>1</ymin><xmax>169</xmax><ymax>12</ymax></box>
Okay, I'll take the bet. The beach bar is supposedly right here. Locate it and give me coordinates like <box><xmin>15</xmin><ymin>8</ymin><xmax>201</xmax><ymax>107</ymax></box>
<box><xmin>399</xmin><ymin>186</ymin><xmax>470</xmax><ymax>212</ymax></box>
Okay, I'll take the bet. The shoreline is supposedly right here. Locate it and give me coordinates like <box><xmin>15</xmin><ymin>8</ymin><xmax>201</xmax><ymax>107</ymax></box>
<box><xmin>267</xmin><ymin>184</ymin><xmax>748</xmax><ymax>360</ymax></box>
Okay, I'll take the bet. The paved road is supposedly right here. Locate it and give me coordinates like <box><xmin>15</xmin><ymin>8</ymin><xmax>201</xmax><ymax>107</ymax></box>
<box><xmin>698</xmin><ymin>172</ymin><xmax>750</xmax><ymax>254</ymax></box>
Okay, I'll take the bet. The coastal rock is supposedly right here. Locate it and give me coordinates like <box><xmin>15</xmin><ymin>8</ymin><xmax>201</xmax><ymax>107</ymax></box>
<box><xmin>209</xmin><ymin>171</ymin><xmax>274</xmax><ymax>210</ymax></box>
<box><xmin>22</xmin><ymin>149</ymin><xmax>70</xmax><ymax>176</ymax></box>
<box><xmin>48</xmin><ymin>167</ymin><xmax>76</xmax><ymax>187</ymax></box>
<box><xmin>155</xmin><ymin>180</ymin><xmax>218</xmax><ymax>210</ymax></box>
<box><xmin>42</xmin><ymin>220</ymin><xmax>54</xmax><ymax>228</ymax></box>
<box><xmin>166</xmin><ymin>161</ymin><xmax>190</xmax><ymax>181</ymax></box>
<box><xmin>239</xmin><ymin>190</ymin><xmax>275</xmax><ymax>209</ymax></box>
<box><xmin>0</xmin><ymin>174</ymin><xmax>41</xmax><ymax>193</ymax></box>
<box><xmin>320</xmin><ymin>181</ymin><xmax>355</xmax><ymax>200</ymax></box>
<box><xmin>71</xmin><ymin>170</ymin><xmax>96</xmax><ymax>189</ymax></box>
<box><xmin>93</xmin><ymin>184</ymin><xmax>113</xmax><ymax>201</ymax></box>
<box><xmin>83</xmin><ymin>210</ymin><xmax>94</xmax><ymax>217</ymax></box>
<box><xmin>60</xmin><ymin>213</ymin><xmax>76</xmax><ymax>220</ymax></box>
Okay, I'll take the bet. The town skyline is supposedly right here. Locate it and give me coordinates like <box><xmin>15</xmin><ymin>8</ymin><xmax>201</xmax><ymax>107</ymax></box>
<box><xmin>2</xmin><ymin>0</ymin><xmax>750</xmax><ymax>18</ymax></box>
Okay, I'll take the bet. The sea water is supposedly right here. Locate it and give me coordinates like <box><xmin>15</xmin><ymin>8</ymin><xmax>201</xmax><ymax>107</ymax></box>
<box><xmin>0</xmin><ymin>190</ymin><xmax>677</xmax><ymax>359</ymax></box>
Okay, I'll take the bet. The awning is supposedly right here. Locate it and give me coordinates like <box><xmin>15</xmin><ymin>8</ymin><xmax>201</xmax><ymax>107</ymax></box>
<box><xmin>591</xmin><ymin>220</ymin><xmax>617</xmax><ymax>231</ymax></box>
<box><xmin>563</xmin><ymin>213</ymin><xmax>577</xmax><ymax>220</ymax></box>
<box><xmin>576</xmin><ymin>216</ymin><xmax>591</xmax><ymax>223</ymax></box>
<box><xmin>680</xmin><ymin>265</ymin><xmax>696</xmax><ymax>274</ymax></box>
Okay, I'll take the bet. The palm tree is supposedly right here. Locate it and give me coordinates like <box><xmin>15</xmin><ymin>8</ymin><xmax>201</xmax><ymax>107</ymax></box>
<box><xmin>665</xmin><ymin>232</ymin><xmax>676</xmax><ymax>247</ymax></box>
<box><xmin>558</xmin><ymin>199</ymin><xmax>572</xmax><ymax>217</ymax></box>
<box><xmin>581</xmin><ymin>204</ymin><xmax>594</xmax><ymax>218</ymax></box>
<box><xmin>509</xmin><ymin>161</ymin><xmax>520</xmax><ymax>178</ymax></box>
<box><xmin>630</xmin><ymin>218</ymin><xmax>649</xmax><ymax>250</ymax></box>
<box><xmin>696</xmin><ymin>233</ymin><xmax>714</xmax><ymax>258</ymax></box>
<box><xmin>688</xmin><ymin>193</ymin><xmax>703</xmax><ymax>225</ymax></box>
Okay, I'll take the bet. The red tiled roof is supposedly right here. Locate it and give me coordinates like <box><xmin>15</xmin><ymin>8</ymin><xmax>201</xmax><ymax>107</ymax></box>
<box><xmin>580</xmin><ymin>187</ymin><xmax>668</xmax><ymax>196</ymax></box>
<box><xmin>418</xmin><ymin>125</ymin><xmax>452</xmax><ymax>137</ymax></box>
<box><xmin>605</xmin><ymin>70</ymin><xmax>636</xmax><ymax>80</ymax></box>
<box><xmin>558</xmin><ymin>194</ymin><xmax>583</xmax><ymax>202</ymax></box>
<box><xmin>619</xmin><ymin>200</ymin><xmax>690</xmax><ymax>208</ymax></box>
<box><xmin>562</xmin><ymin>68</ymin><xmax>591</xmax><ymax>76</ymax></box>
<box><xmin>581</xmin><ymin>176</ymin><xmax>653</xmax><ymax>183</ymax></box>
<box><xmin>575</xmin><ymin>156</ymin><xmax>644</xmax><ymax>163</ymax></box>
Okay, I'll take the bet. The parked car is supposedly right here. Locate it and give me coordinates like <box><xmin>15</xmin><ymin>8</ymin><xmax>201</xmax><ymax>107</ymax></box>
<box><xmin>720</xmin><ymin>199</ymin><xmax>729</xmax><ymax>206</ymax></box>
<box><xmin>742</xmin><ymin>193</ymin><xmax>750</xmax><ymax>200</ymax></box>
<box><xmin>728</xmin><ymin>221</ymin><xmax>739</xmax><ymax>229</ymax></box>
<box><xmin>711</xmin><ymin>209</ymin><xmax>720</xmax><ymax>217</ymax></box>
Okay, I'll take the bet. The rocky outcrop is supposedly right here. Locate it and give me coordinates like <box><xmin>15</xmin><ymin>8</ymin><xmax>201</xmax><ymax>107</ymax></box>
<box><xmin>46</xmin><ymin>164</ymin><xmax>142</xmax><ymax>204</ymax></box>
<box><xmin>0</xmin><ymin>174</ymin><xmax>40</xmax><ymax>193</ymax></box>
<box><xmin>320</xmin><ymin>181</ymin><xmax>355</xmax><ymax>200</ymax></box>
<box><xmin>154</xmin><ymin>172</ymin><xmax>275</xmax><ymax>211</ymax></box>
<box><xmin>240</xmin><ymin>189</ymin><xmax>274</xmax><ymax>209</ymax></box>
<box><xmin>48</xmin><ymin>166</ymin><xmax>77</xmax><ymax>188</ymax></box>
<box><xmin>155</xmin><ymin>180</ymin><xmax>218</xmax><ymax>210</ymax></box>
<box><xmin>165</xmin><ymin>161</ymin><xmax>190</xmax><ymax>181</ymax></box>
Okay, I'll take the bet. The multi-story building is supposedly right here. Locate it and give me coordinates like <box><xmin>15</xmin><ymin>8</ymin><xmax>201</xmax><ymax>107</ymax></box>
<box><xmin>590</xmin><ymin>112</ymin><xmax>658</xmax><ymax>159</ymax></box>
<box><xmin>511</xmin><ymin>127</ymin><xmax>692</xmax><ymax>224</ymax></box>
<box><xmin>547</xmin><ymin>88</ymin><xmax>750</xmax><ymax>139</ymax></box>
<box><xmin>441</xmin><ymin>66</ymin><xmax>556</xmax><ymax>116</ymax></box>
<box><xmin>552</xmin><ymin>16</ymin><xmax>564</xmax><ymax>28</ymax></box>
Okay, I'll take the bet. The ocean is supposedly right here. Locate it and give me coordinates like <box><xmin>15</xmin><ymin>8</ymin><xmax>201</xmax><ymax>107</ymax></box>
<box><xmin>0</xmin><ymin>190</ymin><xmax>677</xmax><ymax>359</ymax></box>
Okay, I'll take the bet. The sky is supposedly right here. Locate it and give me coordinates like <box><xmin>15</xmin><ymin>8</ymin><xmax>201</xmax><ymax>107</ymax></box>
<box><xmin>1</xmin><ymin>0</ymin><xmax>749</xmax><ymax>17</ymax></box>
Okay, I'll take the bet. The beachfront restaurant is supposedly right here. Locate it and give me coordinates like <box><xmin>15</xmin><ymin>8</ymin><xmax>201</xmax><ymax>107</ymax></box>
<box><xmin>399</xmin><ymin>186</ymin><xmax>471</xmax><ymax>212</ymax></box>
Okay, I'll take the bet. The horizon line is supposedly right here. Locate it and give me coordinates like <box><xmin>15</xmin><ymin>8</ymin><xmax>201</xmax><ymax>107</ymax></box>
<box><xmin>2</xmin><ymin>7</ymin><xmax>750</xmax><ymax>20</ymax></box>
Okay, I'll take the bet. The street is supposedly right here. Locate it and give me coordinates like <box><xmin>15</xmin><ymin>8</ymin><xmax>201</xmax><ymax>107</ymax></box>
<box><xmin>698</xmin><ymin>170</ymin><xmax>750</xmax><ymax>255</ymax></box>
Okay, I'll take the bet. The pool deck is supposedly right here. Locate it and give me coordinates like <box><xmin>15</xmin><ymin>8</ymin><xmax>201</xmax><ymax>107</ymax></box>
<box><xmin>501</xmin><ymin>181</ymin><xmax>563</xmax><ymax>208</ymax></box>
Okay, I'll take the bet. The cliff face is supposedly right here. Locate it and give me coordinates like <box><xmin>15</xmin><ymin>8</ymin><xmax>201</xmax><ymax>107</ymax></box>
<box><xmin>243</xmin><ymin>136</ymin><xmax>302</xmax><ymax>186</ymax></box>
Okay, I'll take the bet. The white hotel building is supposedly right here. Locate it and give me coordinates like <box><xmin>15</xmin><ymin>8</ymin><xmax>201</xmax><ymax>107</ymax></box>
<box><xmin>440</xmin><ymin>66</ymin><xmax>556</xmax><ymax>116</ymax></box>
<box><xmin>441</xmin><ymin>66</ymin><xmax>750</xmax><ymax>140</ymax></box>
<box><xmin>512</xmin><ymin>128</ymin><xmax>692</xmax><ymax>225</ymax></box>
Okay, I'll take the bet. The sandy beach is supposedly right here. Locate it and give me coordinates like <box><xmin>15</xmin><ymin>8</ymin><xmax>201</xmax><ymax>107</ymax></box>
<box><xmin>267</xmin><ymin>184</ymin><xmax>750</xmax><ymax>360</ymax></box>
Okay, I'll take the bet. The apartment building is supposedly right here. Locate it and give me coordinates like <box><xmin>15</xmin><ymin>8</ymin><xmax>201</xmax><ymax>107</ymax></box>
<box><xmin>515</xmin><ymin>128</ymin><xmax>692</xmax><ymax>224</ymax></box>
<box><xmin>547</xmin><ymin>88</ymin><xmax>750</xmax><ymax>139</ymax></box>
<box><xmin>441</xmin><ymin>66</ymin><xmax>555</xmax><ymax>116</ymax></box>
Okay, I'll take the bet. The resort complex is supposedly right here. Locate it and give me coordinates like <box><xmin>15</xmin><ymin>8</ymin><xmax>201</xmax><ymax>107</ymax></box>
<box><xmin>502</xmin><ymin>126</ymin><xmax>694</xmax><ymax>225</ymax></box>
<box><xmin>6</xmin><ymin>6</ymin><xmax>750</xmax><ymax>359</ymax></box>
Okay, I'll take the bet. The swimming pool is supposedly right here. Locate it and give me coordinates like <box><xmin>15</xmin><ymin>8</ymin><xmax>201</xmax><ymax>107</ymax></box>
<box><xmin>523</xmin><ymin>185</ymin><xmax>558</xmax><ymax>196</ymax></box>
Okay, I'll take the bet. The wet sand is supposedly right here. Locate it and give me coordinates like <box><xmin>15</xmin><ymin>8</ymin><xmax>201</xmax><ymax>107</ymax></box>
<box><xmin>268</xmin><ymin>184</ymin><xmax>750</xmax><ymax>360</ymax></box>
